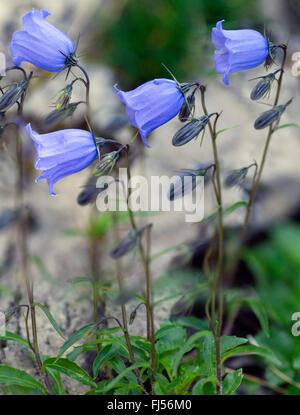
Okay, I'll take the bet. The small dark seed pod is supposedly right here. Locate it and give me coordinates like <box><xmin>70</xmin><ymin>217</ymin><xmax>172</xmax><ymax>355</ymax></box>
<box><xmin>254</xmin><ymin>99</ymin><xmax>292</xmax><ymax>130</ymax></box>
<box><xmin>250</xmin><ymin>73</ymin><xmax>275</xmax><ymax>101</ymax></box>
<box><xmin>172</xmin><ymin>116</ymin><xmax>209</xmax><ymax>147</ymax></box>
<box><xmin>178</xmin><ymin>93</ymin><xmax>195</xmax><ymax>122</ymax></box>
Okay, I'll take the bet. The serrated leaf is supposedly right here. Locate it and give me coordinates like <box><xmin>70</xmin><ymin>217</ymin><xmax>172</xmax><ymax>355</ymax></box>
<box><xmin>33</xmin><ymin>303</ymin><xmax>65</xmax><ymax>340</ymax></box>
<box><xmin>43</xmin><ymin>358</ymin><xmax>96</xmax><ymax>387</ymax></box>
<box><xmin>0</xmin><ymin>365</ymin><xmax>47</xmax><ymax>393</ymax></box>
<box><xmin>58</xmin><ymin>322</ymin><xmax>96</xmax><ymax>357</ymax></box>
<box><xmin>223</xmin><ymin>369</ymin><xmax>243</xmax><ymax>395</ymax></box>
<box><xmin>0</xmin><ymin>331</ymin><xmax>30</xmax><ymax>348</ymax></box>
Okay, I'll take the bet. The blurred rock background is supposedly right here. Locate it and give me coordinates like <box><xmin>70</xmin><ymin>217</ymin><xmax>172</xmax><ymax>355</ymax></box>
<box><xmin>0</xmin><ymin>0</ymin><xmax>299</xmax><ymax>394</ymax></box>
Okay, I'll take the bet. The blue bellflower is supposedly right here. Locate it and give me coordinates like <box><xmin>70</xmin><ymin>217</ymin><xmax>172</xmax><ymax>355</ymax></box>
<box><xmin>9</xmin><ymin>9</ymin><xmax>76</xmax><ymax>72</ymax></box>
<box><xmin>212</xmin><ymin>20</ymin><xmax>269</xmax><ymax>85</ymax></box>
<box><xmin>26</xmin><ymin>124</ymin><xmax>97</xmax><ymax>195</ymax></box>
<box><xmin>114</xmin><ymin>79</ymin><xmax>185</xmax><ymax>147</ymax></box>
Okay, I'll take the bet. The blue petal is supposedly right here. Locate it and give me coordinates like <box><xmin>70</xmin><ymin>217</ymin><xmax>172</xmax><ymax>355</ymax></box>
<box><xmin>114</xmin><ymin>79</ymin><xmax>184</xmax><ymax>147</ymax></box>
<box><xmin>9</xmin><ymin>8</ymin><xmax>75</xmax><ymax>72</ymax></box>
<box><xmin>212</xmin><ymin>20</ymin><xmax>268</xmax><ymax>85</ymax></box>
<box><xmin>26</xmin><ymin>124</ymin><xmax>97</xmax><ymax>195</ymax></box>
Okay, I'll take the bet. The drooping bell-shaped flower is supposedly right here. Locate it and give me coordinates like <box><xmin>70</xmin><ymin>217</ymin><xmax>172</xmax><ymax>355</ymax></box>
<box><xmin>114</xmin><ymin>78</ymin><xmax>185</xmax><ymax>147</ymax></box>
<box><xmin>9</xmin><ymin>9</ymin><xmax>76</xmax><ymax>72</ymax></box>
<box><xmin>212</xmin><ymin>20</ymin><xmax>269</xmax><ymax>85</ymax></box>
<box><xmin>26</xmin><ymin>124</ymin><xmax>97</xmax><ymax>195</ymax></box>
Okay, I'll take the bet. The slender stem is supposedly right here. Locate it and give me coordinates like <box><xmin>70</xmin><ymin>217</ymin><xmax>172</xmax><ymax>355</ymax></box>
<box><xmin>15</xmin><ymin>130</ymin><xmax>53</xmax><ymax>395</ymax></box>
<box><xmin>226</xmin><ymin>45</ymin><xmax>287</xmax><ymax>286</ymax></box>
<box><xmin>124</xmin><ymin>149</ymin><xmax>156</xmax><ymax>387</ymax></box>
<box><xmin>111</xmin><ymin>212</ymin><xmax>146</xmax><ymax>393</ymax></box>
<box><xmin>200</xmin><ymin>85</ymin><xmax>224</xmax><ymax>395</ymax></box>
<box><xmin>243</xmin><ymin>46</ymin><xmax>287</xmax><ymax>235</ymax></box>
<box><xmin>75</xmin><ymin>64</ymin><xmax>90</xmax><ymax>110</ymax></box>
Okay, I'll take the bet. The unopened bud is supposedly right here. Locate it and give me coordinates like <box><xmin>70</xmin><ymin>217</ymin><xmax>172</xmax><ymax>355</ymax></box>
<box><xmin>225</xmin><ymin>168</ymin><xmax>248</xmax><ymax>188</ymax></box>
<box><xmin>168</xmin><ymin>165</ymin><xmax>212</xmax><ymax>201</ymax></box>
<box><xmin>250</xmin><ymin>72</ymin><xmax>277</xmax><ymax>101</ymax></box>
<box><xmin>172</xmin><ymin>115</ymin><xmax>211</xmax><ymax>147</ymax></box>
<box><xmin>0</xmin><ymin>74</ymin><xmax>32</xmax><ymax>112</ymax></box>
<box><xmin>254</xmin><ymin>98</ymin><xmax>292</xmax><ymax>130</ymax></box>
<box><xmin>110</xmin><ymin>225</ymin><xmax>150</xmax><ymax>259</ymax></box>
<box><xmin>93</xmin><ymin>151</ymin><xmax>119</xmax><ymax>177</ymax></box>
<box><xmin>178</xmin><ymin>93</ymin><xmax>195</xmax><ymax>122</ymax></box>
<box><xmin>43</xmin><ymin>102</ymin><xmax>80</xmax><ymax>128</ymax></box>
<box><xmin>55</xmin><ymin>83</ymin><xmax>73</xmax><ymax>110</ymax></box>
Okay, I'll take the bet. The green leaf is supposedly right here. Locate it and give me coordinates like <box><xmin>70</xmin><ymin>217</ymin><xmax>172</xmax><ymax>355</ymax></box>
<box><xmin>0</xmin><ymin>285</ymin><xmax>18</xmax><ymax>298</ymax></box>
<box><xmin>0</xmin><ymin>331</ymin><xmax>30</xmax><ymax>348</ymax></box>
<box><xmin>273</xmin><ymin>123</ymin><xmax>299</xmax><ymax>132</ymax></box>
<box><xmin>221</xmin><ymin>344</ymin><xmax>281</xmax><ymax>365</ymax></box>
<box><xmin>93</xmin><ymin>344</ymin><xmax>118</xmax><ymax>378</ymax></box>
<box><xmin>172</xmin><ymin>330</ymin><xmax>212</xmax><ymax>377</ymax></box>
<box><xmin>46</xmin><ymin>368</ymin><xmax>65</xmax><ymax>395</ymax></box>
<box><xmin>216</xmin><ymin>125</ymin><xmax>239</xmax><ymax>137</ymax></box>
<box><xmin>33</xmin><ymin>303</ymin><xmax>65</xmax><ymax>340</ymax></box>
<box><xmin>97</xmin><ymin>363</ymin><xmax>149</xmax><ymax>393</ymax></box>
<box><xmin>192</xmin><ymin>376</ymin><xmax>218</xmax><ymax>395</ymax></box>
<box><xmin>223</xmin><ymin>369</ymin><xmax>243</xmax><ymax>395</ymax></box>
<box><xmin>30</xmin><ymin>256</ymin><xmax>54</xmax><ymax>285</ymax></box>
<box><xmin>43</xmin><ymin>358</ymin><xmax>96</xmax><ymax>387</ymax></box>
<box><xmin>242</xmin><ymin>297</ymin><xmax>269</xmax><ymax>337</ymax></box>
<box><xmin>223</xmin><ymin>201</ymin><xmax>248</xmax><ymax>217</ymax></box>
<box><xmin>220</xmin><ymin>336</ymin><xmax>248</xmax><ymax>356</ymax></box>
<box><xmin>68</xmin><ymin>277</ymin><xmax>93</xmax><ymax>286</ymax></box>
<box><xmin>0</xmin><ymin>365</ymin><xmax>47</xmax><ymax>393</ymax></box>
<box><xmin>194</xmin><ymin>206</ymin><xmax>220</xmax><ymax>224</ymax></box>
<box><xmin>58</xmin><ymin>322</ymin><xmax>96</xmax><ymax>357</ymax></box>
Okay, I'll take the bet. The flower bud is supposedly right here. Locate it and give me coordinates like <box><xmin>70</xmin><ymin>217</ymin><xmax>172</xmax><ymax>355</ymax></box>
<box><xmin>168</xmin><ymin>164</ymin><xmax>212</xmax><ymax>201</ymax></box>
<box><xmin>254</xmin><ymin>98</ymin><xmax>292</xmax><ymax>130</ymax></box>
<box><xmin>43</xmin><ymin>102</ymin><xmax>80</xmax><ymax>128</ymax></box>
<box><xmin>0</xmin><ymin>75</ymin><xmax>31</xmax><ymax>112</ymax></box>
<box><xmin>110</xmin><ymin>225</ymin><xmax>150</xmax><ymax>259</ymax></box>
<box><xmin>77</xmin><ymin>181</ymin><xmax>109</xmax><ymax>206</ymax></box>
<box><xmin>224</xmin><ymin>167</ymin><xmax>248</xmax><ymax>188</ymax></box>
<box><xmin>178</xmin><ymin>93</ymin><xmax>195</xmax><ymax>122</ymax></box>
<box><xmin>172</xmin><ymin>115</ymin><xmax>211</xmax><ymax>147</ymax></box>
<box><xmin>55</xmin><ymin>83</ymin><xmax>73</xmax><ymax>110</ymax></box>
<box><xmin>93</xmin><ymin>151</ymin><xmax>120</xmax><ymax>177</ymax></box>
<box><xmin>250</xmin><ymin>72</ymin><xmax>276</xmax><ymax>101</ymax></box>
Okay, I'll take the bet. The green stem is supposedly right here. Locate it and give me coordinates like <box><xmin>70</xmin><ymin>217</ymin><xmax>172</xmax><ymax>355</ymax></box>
<box><xmin>125</xmin><ymin>149</ymin><xmax>156</xmax><ymax>387</ymax></box>
<box><xmin>200</xmin><ymin>85</ymin><xmax>224</xmax><ymax>395</ymax></box>
<box><xmin>111</xmin><ymin>212</ymin><xmax>147</xmax><ymax>393</ymax></box>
